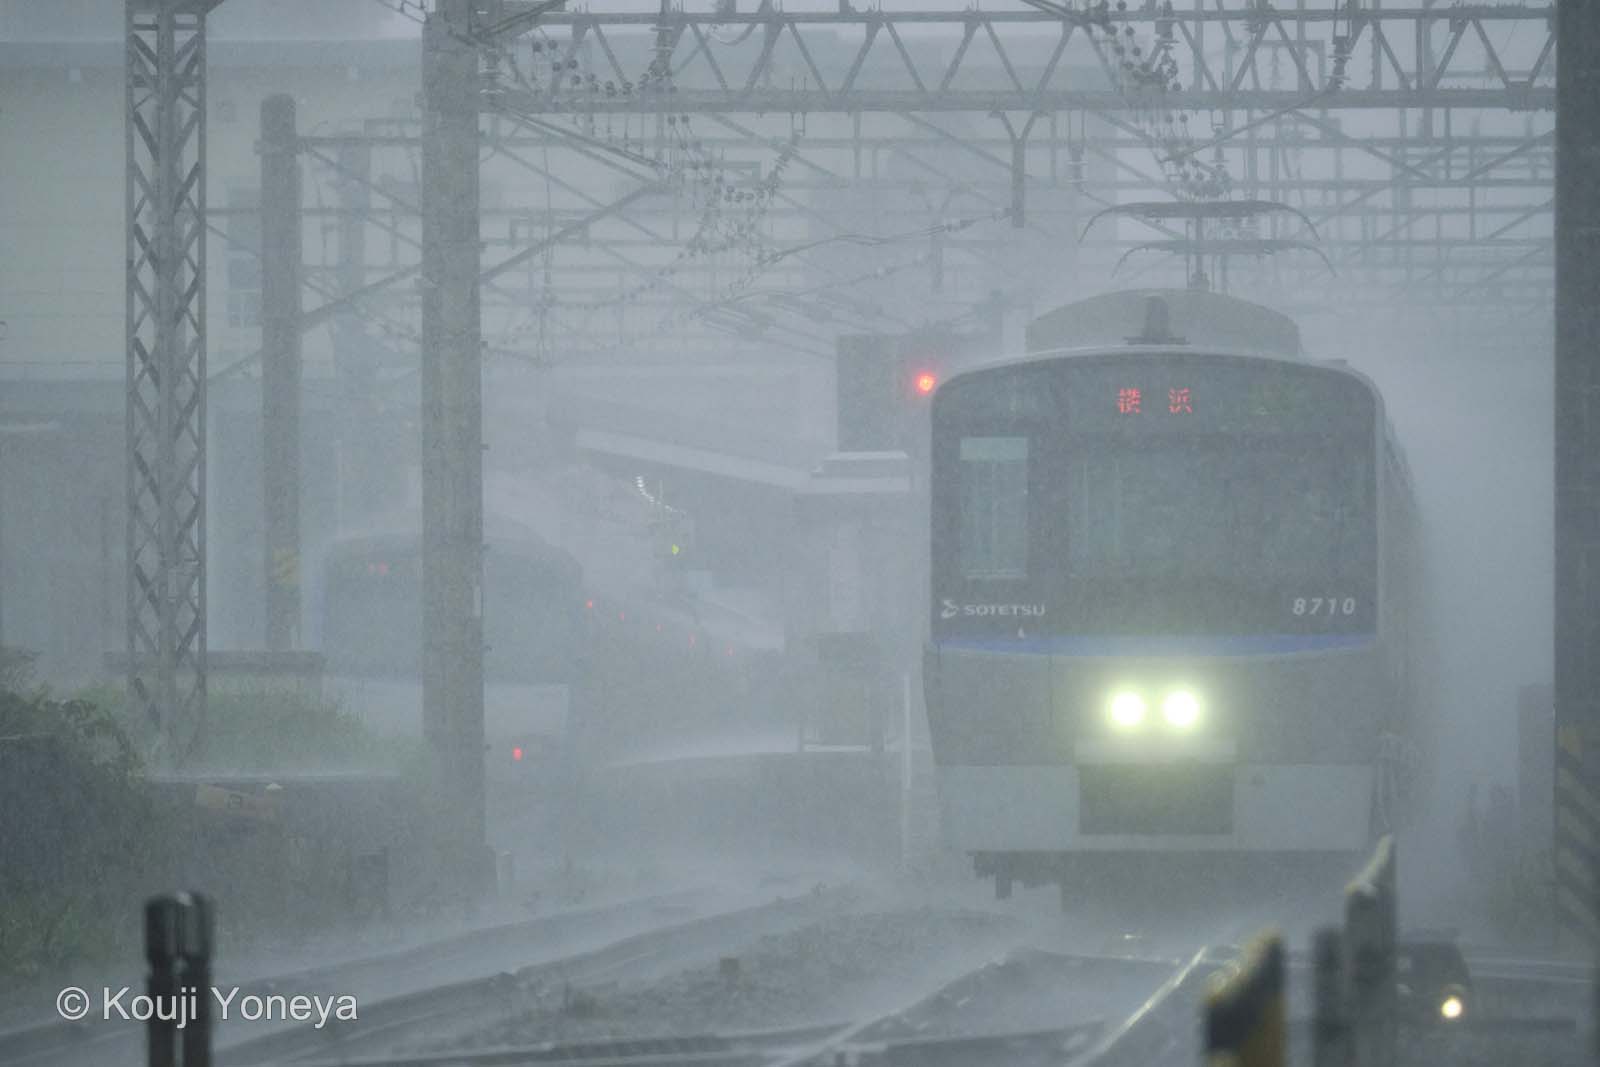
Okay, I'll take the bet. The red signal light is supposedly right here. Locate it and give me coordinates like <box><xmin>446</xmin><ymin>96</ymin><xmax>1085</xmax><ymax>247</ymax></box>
<box><xmin>913</xmin><ymin>371</ymin><xmax>938</xmax><ymax>396</ymax></box>
<box><xmin>511</xmin><ymin>746</ymin><xmax>524</xmax><ymax>762</ymax></box>
<box><xmin>585</xmin><ymin>599</ymin><xmax>594</xmax><ymax>610</ymax></box>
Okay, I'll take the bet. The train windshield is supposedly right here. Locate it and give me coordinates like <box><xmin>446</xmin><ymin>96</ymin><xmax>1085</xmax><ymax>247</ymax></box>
<box><xmin>1062</xmin><ymin>437</ymin><xmax>1368</xmax><ymax>582</ymax></box>
<box><xmin>932</xmin><ymin>355</ymin><xmax>1379</xmax><ymax>637</ymax></box>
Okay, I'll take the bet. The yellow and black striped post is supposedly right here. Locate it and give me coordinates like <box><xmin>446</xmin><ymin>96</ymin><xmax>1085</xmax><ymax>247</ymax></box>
<box><xmin>1555</xmin><ymin>723</ymin><xmax>1600</xmax><ymax>942</ymax></box>
<box><xmin>1205</xmin><ymin>931</ymin><xmax>1286</xmax><ymax>1067</ymax></box>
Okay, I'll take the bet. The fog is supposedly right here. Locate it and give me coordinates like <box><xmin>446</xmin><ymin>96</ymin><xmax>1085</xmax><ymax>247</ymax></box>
<box><xmin>0</xmin><ymin>1</ymin><xmax>1572</xmax><ymax>1062</ymax></box>
<box><xmin>1306</xmin><ymin>308</ymin><xmax>1555</xmax><ymax>919</ymax></box>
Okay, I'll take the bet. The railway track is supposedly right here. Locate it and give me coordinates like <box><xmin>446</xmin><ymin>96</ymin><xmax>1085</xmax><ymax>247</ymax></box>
<box><xmin>227</xmin><ymin>934</ymin><xmax>1600</xmax><ymax>1067</ymax></box>
<box><xmin>42</xmin><ymin>880</ymin><xmax>1588</xmax><ymax>1067</ymax></box>
<box><xmin>222</xmin><ymin>890</ymin><xmax>845</xmax><ymax>1065</ymax></box>
<box><xmin>0</xmin><ymin>887</ymin><xmax>812</xmax><ymax>1067</ymax></box>
<box><xmin>274</xmin><ymin>935</ymin><xmax>1221</xmax><ymax>1067</ymax></box>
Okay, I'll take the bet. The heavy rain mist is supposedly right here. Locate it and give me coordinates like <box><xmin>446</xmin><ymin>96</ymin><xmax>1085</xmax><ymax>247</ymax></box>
<box><xmin>0</xmin><ymin>2</ymin><xmax>1582</xmax><ymax>1065</ymax></box>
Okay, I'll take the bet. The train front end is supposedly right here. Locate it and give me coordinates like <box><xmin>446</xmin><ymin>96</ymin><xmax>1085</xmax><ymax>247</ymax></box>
<box><xmin>924</xmin><ymin>320</ymin><xmax>1405</xmax><ymax>898</ymax></box>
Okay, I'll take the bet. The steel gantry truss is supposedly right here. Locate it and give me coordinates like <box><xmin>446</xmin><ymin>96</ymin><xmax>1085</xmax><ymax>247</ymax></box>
<box><xmin>126</xmin><ymin>0</ymin><xmax>219</xmax><ymax>760</ymax></box>
<box><xmin>491</xmin><ymin>3</ymin><xmax>1555</xmax><ymax>114</ymax></box>
<box><xmin>238</xmin><ymin>0</ymin><xmax>1556</xmax><ymax>381</ymax></box>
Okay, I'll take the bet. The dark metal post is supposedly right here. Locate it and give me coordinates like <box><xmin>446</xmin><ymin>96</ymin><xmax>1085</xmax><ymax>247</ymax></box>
<box><xmin>1555</xmin><ymin>0</ymin><xmax>1600</xmax><ymax>952</ymax></box>
<box><xmin>1312</xmin><ymin>927</ymin><xmax>1346</xmax><ymax>1067</ymax></box>
<box><xmin>144</xmin><ymin>892</ymin><xmax>212</xmax><ymax>1067</ymax></box>
<box><xmin>176</xmin><ymin>893</ymin><xmax>213</xmax><ymax>1067</ymax></box>
<box><xmin>260</xmin><ymin>94</ymin><xmax>301</xmax><ymax>652</ymax></box>
<box><xmin>143</xmin><ymin>896</ymin><xmax>180</xmax><ymax>1067</ymax></box>
<box><xmin>421</xmin><ymin>0</ymin><xmax>487</xmax><ymax>893</ymax></box>
<box><xmin>1345</xmin><ymin>836</ymin><xmax>1397</xmax><ymax>1067</ymax></box>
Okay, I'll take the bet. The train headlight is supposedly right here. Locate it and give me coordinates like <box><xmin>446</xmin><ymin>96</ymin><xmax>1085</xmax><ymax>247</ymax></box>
<box><xmin>1161</xmin><ymin>690</ymin><xmax>1202</xmax><ymax>729</ymax></box>
<box><xmin>1108</xmin><ymin>691</ymin><xmax>1147</xmax><ymax>730</ymax></box>
<box><xmin>1439</xmin><ymin>986</ymin><xmax>1467</xmax><ymax>1022</ymax></box>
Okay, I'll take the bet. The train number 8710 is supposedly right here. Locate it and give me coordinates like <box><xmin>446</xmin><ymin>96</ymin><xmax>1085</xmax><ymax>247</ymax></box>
<box><xmin>1293</xmin><ymin>596</ymin><xmax>1356</xmax><ymax>617</ymax></box>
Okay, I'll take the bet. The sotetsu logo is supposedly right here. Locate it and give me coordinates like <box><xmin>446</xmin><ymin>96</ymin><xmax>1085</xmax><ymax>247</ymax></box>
<box><xmin>940</xmin><ymin>599</ymin><xmax>1046</xmax><ymax>620</ymax></box>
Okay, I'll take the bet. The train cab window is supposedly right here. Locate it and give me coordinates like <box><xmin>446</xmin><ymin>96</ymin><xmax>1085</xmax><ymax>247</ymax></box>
<box><xmin>958</xmin><ymin>436</ymin><xmax>1029</xmax><ymax>579</ymax></box>
<box><xmin>1064</xmin><ymin>442</ymin><xmax>1370</xmax><ymax>581</ymax></box>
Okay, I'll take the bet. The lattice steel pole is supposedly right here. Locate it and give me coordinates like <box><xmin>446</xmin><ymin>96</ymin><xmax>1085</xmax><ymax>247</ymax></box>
<box><xmin>126</xmin><ymin>0</ymin><xmax>212</xmax><ymax>761</ymax></box>
<box><xmin>422</xmin><ymin>0</ymin><xmax>488</xmax><ymax>887</ymax></box>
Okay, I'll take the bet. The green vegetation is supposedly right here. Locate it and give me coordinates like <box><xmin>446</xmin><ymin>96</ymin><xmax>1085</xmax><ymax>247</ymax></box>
<box><xmin>71</xmin><ymin>681</ymin><xmax>421</xmax><ymax>774</ymax></box>
<box><xmin>0</xmin><ymin>650</ymin><xmax>153</xmax><ymax>981</ymax></box>
<box><xmin>189</xmin><ymin>686</ymin><xmax>423</xmax><ymax>774</ymax></box>
<box><xmin>0</xmin><ymin>651</ymin><xmax>424</xmax><ymax>985</ymax></box>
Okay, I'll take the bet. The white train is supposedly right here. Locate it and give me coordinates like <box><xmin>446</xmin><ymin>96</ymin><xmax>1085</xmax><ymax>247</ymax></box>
<box><xmin>922</xmin><ymin>289</ymin><xmax>1420</xmax><ymax>903</ymax></box>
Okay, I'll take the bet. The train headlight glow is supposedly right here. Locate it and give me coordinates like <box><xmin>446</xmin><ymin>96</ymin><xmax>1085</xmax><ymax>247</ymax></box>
<box><xmin>1108</xmin><ymin>691</ymin><xmax>1147</xmax><ymax>730</ymax></box>
<box><xmin>1161</xmin><ymin>690</ymin><xmax>1202</xmax><ymax>729</ymax></box>
<box><xmin>1439</xmin><ymin>986</ymin><xmax>1467</xmax><ymax>1022</ymax></box>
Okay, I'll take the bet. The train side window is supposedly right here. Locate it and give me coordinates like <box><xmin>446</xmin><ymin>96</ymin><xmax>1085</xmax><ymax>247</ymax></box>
<box><xmin>958</xmin><ymin>436</ymin><xmax>1029</xmax><ymax>579</ymax></box>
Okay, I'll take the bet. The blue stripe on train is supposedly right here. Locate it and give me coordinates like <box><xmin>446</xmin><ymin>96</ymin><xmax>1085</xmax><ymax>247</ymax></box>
<box><xmin>933</xmin><ymin>633</ymin><xmax>1377</xmax><ymax>656</ymax></box>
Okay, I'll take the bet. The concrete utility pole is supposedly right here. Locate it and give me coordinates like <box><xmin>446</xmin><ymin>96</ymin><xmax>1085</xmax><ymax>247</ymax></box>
<box><xmin>1554</xmin><ymin>1</ymin><xmax>1600</xmax><ymax>942</ymax></box>
<box><xmin>260</xmin><ymin>94</ymin><xmax>302</xmax><ymax>652</ymax></box>
<box><xmin>125</xmin><ymin>0</ymin><xmax>217</xmax><ymax>760</ymax></box>
<box><xmin>421</xmin><ymin>0</ymin><xmax>488</xmax><ymax>889</ymax></box>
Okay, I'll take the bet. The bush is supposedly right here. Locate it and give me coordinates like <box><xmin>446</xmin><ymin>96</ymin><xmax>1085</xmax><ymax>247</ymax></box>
<box><xmin>72</xmin><ymin>680</ymin><xmax>421</xmax><ymax>774</ymax></box>
<box><xmin>189</xmin><ymin>686</ymin><xmax>421</xmax><ymax>774</ymax></box>
<box><xmin>0</xmin><ymin>651</ymin><xmax>155</xmax><ymax>981</ymax></box>
<box><xmin>0</xmin><ymin>655</ymin><xmax>424</xmax><ymax>984</ymax></box>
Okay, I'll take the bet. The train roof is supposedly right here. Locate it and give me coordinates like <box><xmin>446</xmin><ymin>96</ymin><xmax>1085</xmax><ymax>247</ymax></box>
<box><xmin>1025</xmin><ymin>289</ymin><xmax>1302</xmax><ymax>360</ymax></box>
